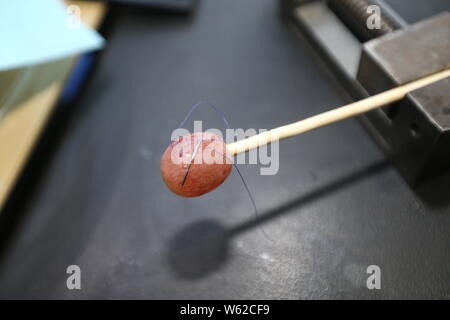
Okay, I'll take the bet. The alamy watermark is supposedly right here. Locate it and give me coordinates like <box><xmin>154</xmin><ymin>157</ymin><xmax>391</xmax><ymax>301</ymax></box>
<box><xmin>66</xmin><ymin>265</ymin><xmax>81</xmax><ymax>290</ymax></box>
<box><xmin>366</xmin><ymin>265</ymin><xmax>381</xmax><ymax>290</ymax></box>
<box><xmin>170</xmin><ymin>121</ymin><xmax>279</xmax><ymax>175</ymax></box>
<box><xmin>367</xmin><ymin>5</ymin><xmax>382</xmax><ymax>30</ymax></box>
<box><xmin>67</xmin><ymin>4</ymin><xmax>81</xmax><ymax>30</ymax></box>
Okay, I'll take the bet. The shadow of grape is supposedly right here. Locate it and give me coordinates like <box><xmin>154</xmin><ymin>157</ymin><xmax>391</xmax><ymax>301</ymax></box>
<box><xmin>166</xmin><ymin>160</ymin><xmax>390</xmax><ymax>280</ymax></box>
<box><xmin>167</xmin><ymin>219</ymin><xmax>230</xmax><ymax>279</ymax></box>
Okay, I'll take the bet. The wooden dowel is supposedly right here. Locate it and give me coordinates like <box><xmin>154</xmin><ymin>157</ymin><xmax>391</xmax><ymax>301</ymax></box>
<box><xmin>227</xmin><ymin>68</ymin><xmax>450</xmax><ymax>156</ymax></box>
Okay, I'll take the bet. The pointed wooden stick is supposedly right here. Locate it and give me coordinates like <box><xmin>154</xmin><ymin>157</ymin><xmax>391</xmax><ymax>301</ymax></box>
<box><xmin>227</xmin><ymin>68</ymin><xmax>450</xmax><ymax>156</ymax></box>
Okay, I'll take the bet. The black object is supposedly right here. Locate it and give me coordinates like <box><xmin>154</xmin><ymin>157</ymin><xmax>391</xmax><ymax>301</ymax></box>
<box><xmin>86</xmin><ymin>0</ymin><xmax>197</xmax><ymax>12</ymax></box>
<box><xmin>283</xmin><ymin>0</ymin><xmax>450</xmax><ymax>185</ymax></box>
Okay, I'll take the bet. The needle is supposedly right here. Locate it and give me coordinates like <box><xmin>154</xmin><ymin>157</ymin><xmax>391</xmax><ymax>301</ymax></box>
<box><xmin>181</xmin><ymin>140</ymin><xmax>202</xmax><ymax>186</ymax></box>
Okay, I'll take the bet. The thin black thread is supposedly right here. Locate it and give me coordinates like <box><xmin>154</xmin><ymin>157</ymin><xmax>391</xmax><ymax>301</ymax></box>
<box><xmin>171</xmin><ymin>101</ymin><xmax>274</xmax><ymax>243</ymax></box>
<box><xmin>176</xmin><ymin>101</ymin><xmax>231</xmax><ymax>130</ymax></box>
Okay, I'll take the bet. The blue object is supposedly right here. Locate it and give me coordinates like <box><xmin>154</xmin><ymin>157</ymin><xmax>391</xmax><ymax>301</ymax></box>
<box><xmin>0</xmin><ymin>0</ymin><xmax>104</xmax><ymax>71</ymax></box>
<box><xmin>60</xmin><ymin>52</ymin><xmax>96</xmax><ymax>104</ymax></box>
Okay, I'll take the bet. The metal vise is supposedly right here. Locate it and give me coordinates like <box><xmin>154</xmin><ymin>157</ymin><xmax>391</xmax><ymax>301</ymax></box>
<box><xmin>282</xmin><ymin>0</ymin><xmax>450</xmax><ymax>185</ymax></box>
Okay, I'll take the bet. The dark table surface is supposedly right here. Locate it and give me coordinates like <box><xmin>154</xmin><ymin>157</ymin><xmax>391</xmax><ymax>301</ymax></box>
<box><xmin>1</xmin><ymin>0</ymin><xmax>450</xmax><ymax>299</ymax></box>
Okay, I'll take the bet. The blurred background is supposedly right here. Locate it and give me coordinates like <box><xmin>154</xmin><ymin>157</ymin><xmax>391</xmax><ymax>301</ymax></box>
<box><xmin>0</xmin><ymin>0</ymin><xmax>449</xmax><ymax>299</ymax></box>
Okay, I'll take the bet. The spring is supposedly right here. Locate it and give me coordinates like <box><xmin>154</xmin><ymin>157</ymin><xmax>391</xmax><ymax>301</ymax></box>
<box><xmin>328</xmin><ymin>0</ymin><xmax>401</xmax><ymax>39</ymax></box>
